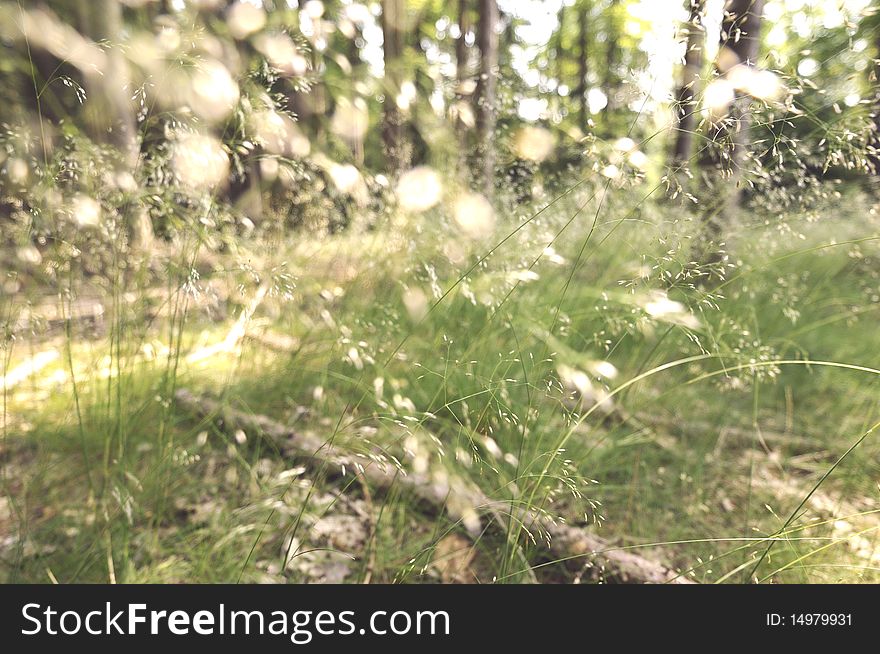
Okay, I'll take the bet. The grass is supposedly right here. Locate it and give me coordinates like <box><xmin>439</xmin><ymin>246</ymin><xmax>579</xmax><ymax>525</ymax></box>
<box><xmin>2</xmin><ymin>177</ymin><xmax>880</xmax><ymax>584</ymax></box>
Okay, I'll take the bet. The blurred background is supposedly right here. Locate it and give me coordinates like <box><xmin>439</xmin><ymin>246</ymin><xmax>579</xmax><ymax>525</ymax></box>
<box><xmin>1</xmin><ymin>0</ymin><xmax>875</xmax><ymax>243</ymax></box>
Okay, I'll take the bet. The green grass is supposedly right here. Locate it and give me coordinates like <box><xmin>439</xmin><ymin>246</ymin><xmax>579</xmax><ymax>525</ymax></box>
<box><xmin>2</xmin><ymin>180</ymin><xmax>880</xmax><ymax>583</ymax></box>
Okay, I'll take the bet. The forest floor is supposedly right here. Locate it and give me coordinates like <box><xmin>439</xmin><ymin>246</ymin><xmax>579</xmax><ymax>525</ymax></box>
<box><xmin>2</xmin><ymin>182</ymin><xmax>880</xmax><ymax>583</ymax></box>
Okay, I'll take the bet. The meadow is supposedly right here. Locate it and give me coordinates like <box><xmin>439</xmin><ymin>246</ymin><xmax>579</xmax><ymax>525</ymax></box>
<box><xmin>4</xmin><ymin>175</ymin><xmax>879</xmax><ymax>583</ymax></box>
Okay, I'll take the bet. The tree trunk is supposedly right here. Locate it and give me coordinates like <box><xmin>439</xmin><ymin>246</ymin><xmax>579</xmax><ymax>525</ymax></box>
<box><xmin>714</xmin><ymin>0</ymin><xmax>765</xmax><ymax>214</ymax></box>
<box><xmin>556</xmin><ymin>4</ymin><xmax>567</xmax><ymax>83</ymax></box>
<box><xmin>671</xmin><ymin>0</ymin><xmax>706</xmax><ymax>166</ymax></box>
<box><xmin>78</xmin><ymin>0</ymin><xmax>138</xmax><ymax>167</ymax></box>
<box><xmin>456</xmin><ymin>0</ymin><xmax>470</xmax><ymax>85</ymax></box>
<box><xmin>697</xmin><ymin>0</ymin><xmax>764</xmax><ymax>266</ymax></box>
<box><xmin>871</xmin><ymin>17</ymin><xmax>880</xmax><ymax>172</ymax></box>
<box><xmin>289</xmin><ymin>0</ymin><xmax>315</xmax><ymax>135</ymax></box>
<box><xmin>382</xmin><ymin>0</ymin><xmax>407</xmax><ymax>175</ymax></box>
<box><xmin>475</xmin><ymin>0</ymin><xmax>499</xmax><ymax>197</ymax></box>
<box><xmin>455</xmin><ymin>0</ymin><xmax>472</xmax><ymax>167</ymax></box>
<box><xmin>577</xmin><ymin>4</ymin><xmax>589</xmax><ymax>131</ymax></box>
<box><xmin>719</xmin><ymin>0</ymin><xmax>765</xmax><ymax>68</ymax></box>
<box><xmin>603</xmin><ymin>0</ymin><xmax>619</xmax><ymax>115</ymax></box>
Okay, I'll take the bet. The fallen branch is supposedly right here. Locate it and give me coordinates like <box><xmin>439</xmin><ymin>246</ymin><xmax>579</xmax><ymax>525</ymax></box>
<box><xmin>174</xmin><ymin>388</ymin><xmax>692</xmax><ymax>584</ymax></box>
<box><xmin>11</xmin><ymin>297</ymin><xmax>105</xmax><ymax>337</ymax></box>
<box><xmin>245</xmin><ymin>329</ymin><xmax>301</xmax><ymax>353</ymax></box>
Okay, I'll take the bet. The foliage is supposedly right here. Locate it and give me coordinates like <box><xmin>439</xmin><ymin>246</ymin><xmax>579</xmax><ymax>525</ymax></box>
<box><xmin>1</xmin><ymin>0</ymin><xmax>879</xmax><ymax>584</ymax></box>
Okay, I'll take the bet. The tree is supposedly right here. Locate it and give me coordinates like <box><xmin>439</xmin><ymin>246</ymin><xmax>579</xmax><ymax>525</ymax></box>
<box><xmin>577</xmin><ymin>2</ymin><xmax>590</xmax><ymax>131</ymax></box>
<box><xmin>455</xmin><ymin>0</ymin><xmax>472</xmax><ymax>161</ymax></box>
<box><xmin>708</xmin><ymin>0</ymin><xmax>765</xmax><ymax>223</ymax></box>
<box><xmin>382</xmin><ymin>0</ymin><xmax>407</xmax><ymax>174</ymax></box>
<box><xmin>603</xmin><ymin>0</ymin><xmax>620</xmax><ymax>115</ymax></box>
<box><xmin>475</xmin><ymin>0</ymin><xmax>499</xmax><ymax>197</ymax></box>
<box><xmin>555</xmin><ymin>2</ymin><xmax>567</xmax><ymax>84</ymax></box>
<box><xmin>719</xmin><ymin>0</ymin><xmax>765</xmax><ymax>70</ymax></box>
<box><xmin>670</xmin><ymin>0</ymin><xmax>706</xmax><ymax>166</ymax></box>
<box><xmin>78</xmin><ymin>0</ymin><xmax>137</xmax><ymax>167</ymax></box>
<box><xmin>872</xmin><ymin>15</ymin><xmax>880</xmax><ymax>172</ymax></box>
<box><xmin>456</xmin><ymin>0</ymin><xmax>471</xmax><ymax>86</ymax></box>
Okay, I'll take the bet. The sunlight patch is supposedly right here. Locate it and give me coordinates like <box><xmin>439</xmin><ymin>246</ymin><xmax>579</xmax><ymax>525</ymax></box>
<box><xmin>514</xmin><ymin>126</ymin><xmax>555</xmax><ymax>162</ymax></box>
<box><xmin>72</xmin><ymin>194</ymin><xmax>102</xmax><ymax>228</ymax></box>
<box><xmin>190</xmin><ymin>60</ymin><xmax>240</xmax><ymax>123</ymax></box>
<box><xmin>643</xmin><ymin>291</ymin><xmax>701</xmax><ymax>329</ymax></box>
<box><xmin>395</xmin><ymin>167</ymin><xmax>443</xmax><ymax>213</ymax></box>
<box><xmin>172</xmin><ymin>133</ymin><xmax>230</xmax><ymax>191</ymax></box>
<box><xmin>452</xmin><ymin>192</ymin><xmax>495</xmax><ymax>239</ymax></box>
<box><xmin>703</xmin><ymin>78</ymin><xmax>736</xmax><ymax>119</ymax></box>
<box><xmin>402</xmin><ymin>287</ymin><xmax>429</xmax><ymax>321</ymax></box>
<box><xmin>226</xmin><ymin>1</ymin><xmax>267</xmax><ymax>40</ymax></box>
<box><xmin>255</xmin><ymin>33</ymin><xmax>308</xmax><ymax>77</ymax></box>
<box><xmin>330</xmin><ymin>98</ymin><xmax>369</xmax><ymax>143</ymax></box>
